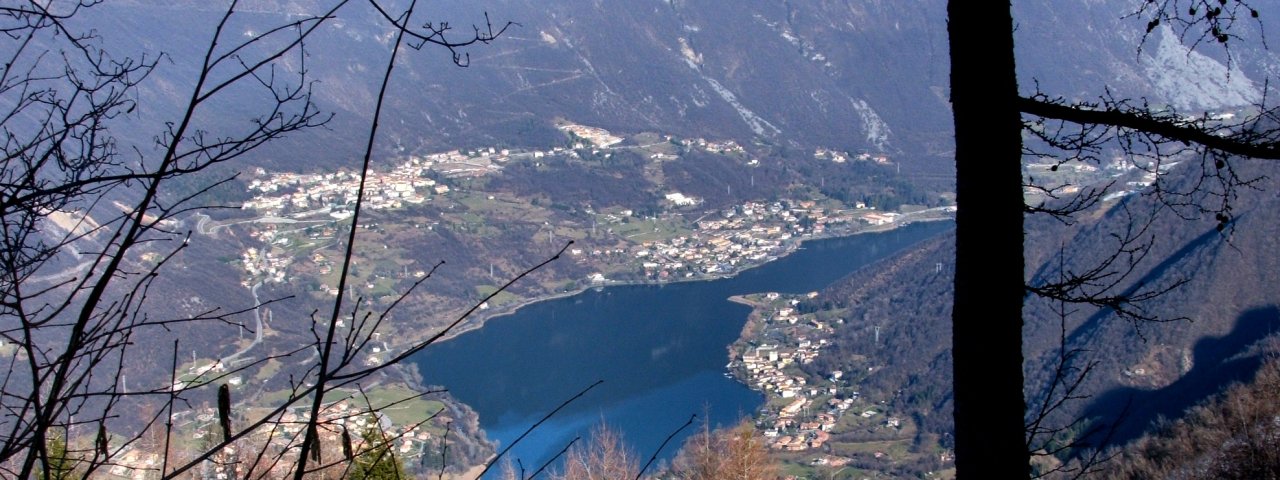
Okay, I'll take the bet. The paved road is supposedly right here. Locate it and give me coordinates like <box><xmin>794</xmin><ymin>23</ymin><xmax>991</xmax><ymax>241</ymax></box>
<box><xmin>194</xmin><ymin>212</ymin><xmax>329</xmax><ymax>237</ymax></box>
<box><xmin>897</xmin><ymin>205</ymin><xmax>956</xmax><ymax>220</ymax></box>
<box><xmin>27</xmin><ymin>244</ymin><xmax>92</xmax><ymax>285</ymax></box>
<box><xmin>223</xmin><ymin>282</ymin><xmax>265</xmax><ymax>366</ymax></box>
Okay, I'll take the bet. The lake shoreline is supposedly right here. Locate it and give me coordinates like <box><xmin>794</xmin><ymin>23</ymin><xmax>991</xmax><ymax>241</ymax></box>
<box><xmin>405</xmin><ymin>217</ymin><xmax>955</xmax><ymax>476</ymax></box>
<box><xmin>420</xmin><ymin>216</ymin><xmax>952</xmax><ymax>348</ymax></box>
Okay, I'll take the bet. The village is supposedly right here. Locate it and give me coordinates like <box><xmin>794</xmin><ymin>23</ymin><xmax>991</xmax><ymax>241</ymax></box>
<box><xmin>610</xmin><ymin>198</ymin><xmax>896</xmax><ymax>283</ymax></box>
<box><xmin>175</xmin><ymin>123</ymin><xmax>934</xmax><ymax>478</ymax></box>
<box><xmin>237</xmin><ymin>123</ymin><xmax>637</xmax><ymax>219</ymax></box>
<box><xmin>98</xmin><ymin>357</ymin><xmax>447</xmax><ymax>480</ymax></box>
<box><xmin>184</xmin><ymin>398</ymin><xmax>442</xmax><ymax>480</ymax></box>
<box><xmin>223</xmin><ymin>122</ymin><xmax>909</xmax><ymax>289</ymax></box>
<box><xmin>728</xmin><ymin>292</ymin><xmax>908</xmax><ymax>466</ymax></box>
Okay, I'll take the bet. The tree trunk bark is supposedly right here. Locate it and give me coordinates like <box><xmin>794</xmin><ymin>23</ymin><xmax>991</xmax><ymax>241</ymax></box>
<box><xmin>948</xmin><ymin>1</ymin><xmax>1029</xmax><ymax>478</ymax></box>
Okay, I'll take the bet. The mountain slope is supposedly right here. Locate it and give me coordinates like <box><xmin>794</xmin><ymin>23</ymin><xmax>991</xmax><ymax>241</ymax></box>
<box><xmin>799</xmin><ymin>154</ymin><xmax>1280</xmax><ymax>472</ymax></box>
<box><xmin>79</xmin><ymin>0</ymin><xmax>1279</xmax><ymax>179</ymax></box>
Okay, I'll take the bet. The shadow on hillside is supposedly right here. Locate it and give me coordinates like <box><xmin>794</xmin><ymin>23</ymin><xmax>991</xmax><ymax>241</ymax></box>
<box><xmin>1051</xmin><ymin>223</ymin><xmax>1225</xmax><ymax>349</ymax></box>
<box><xmin>1077</xmin><ymin>305</ymin><xmax>1280</xmax><ymax>450</ymax></box>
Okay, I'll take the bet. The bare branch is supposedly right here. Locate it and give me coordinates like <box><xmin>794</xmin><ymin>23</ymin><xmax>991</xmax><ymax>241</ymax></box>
<box><xmin>1019</xmin><ymin>95</ymin><xmax>1280</xmax><ymax>160</ymax></box>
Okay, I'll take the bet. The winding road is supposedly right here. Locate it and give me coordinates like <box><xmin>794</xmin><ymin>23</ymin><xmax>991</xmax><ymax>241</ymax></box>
<box><xmin>194</xmin><ymin>212</ymin><xmax>330</xmax><ymax>237</ymax></box>
<box><xmin>222</xmin><ymin>281</ymin><xmax>266</xmax><ymax>366</ymax></box>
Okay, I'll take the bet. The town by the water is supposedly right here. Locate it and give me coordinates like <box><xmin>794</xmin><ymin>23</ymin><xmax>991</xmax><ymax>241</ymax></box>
<box><xmin>142</xmin><ymin>119</ymin><xmax>1153</xmax><ymax>479</ymax></box>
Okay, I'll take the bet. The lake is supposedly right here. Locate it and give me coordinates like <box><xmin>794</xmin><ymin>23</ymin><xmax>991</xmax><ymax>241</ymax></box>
<box><xmin>411</xmin><ymin>220</ymin><xmax>952</xmax><ymax>475</ymax></box>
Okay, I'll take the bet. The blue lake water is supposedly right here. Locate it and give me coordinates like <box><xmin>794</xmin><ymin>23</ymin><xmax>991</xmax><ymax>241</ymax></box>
<box><xmin>411</xmin><ymin>221</ymin><xmax>952</xmax><ymax>475</ymax></box>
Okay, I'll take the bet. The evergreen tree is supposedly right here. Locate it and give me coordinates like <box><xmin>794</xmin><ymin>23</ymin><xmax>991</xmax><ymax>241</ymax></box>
<box><xmin>348</xmin><ymin>423</ymin><xmax>406</xmax><ymax>480</ymax></box>
<box><xmin>40</xmin><ymin>434</ymin><xmax>80</xmax><ymax>480</ymax></box>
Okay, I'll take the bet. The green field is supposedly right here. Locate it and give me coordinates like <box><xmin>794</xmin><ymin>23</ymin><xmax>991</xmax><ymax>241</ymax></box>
<box><xmin>474</xmin><ymin>284</ymin><xmax>522</xmax><ymax>308</ymax></box>
<box><xmin>358</xmin><ymin>384</ymin><xmax>450</xmax><ymax>436</ymax></box>
<box><xmin>609</xmin><ymin>216</ymin><xmax>694</xmax><ymax>243</ymax></box>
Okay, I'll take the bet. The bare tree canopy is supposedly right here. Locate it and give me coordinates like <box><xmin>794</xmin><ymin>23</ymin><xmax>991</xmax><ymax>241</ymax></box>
<box><xmin>0</xmin><ymin>1</ymin><xmax>534</xmax><ymax>478</ymax></box>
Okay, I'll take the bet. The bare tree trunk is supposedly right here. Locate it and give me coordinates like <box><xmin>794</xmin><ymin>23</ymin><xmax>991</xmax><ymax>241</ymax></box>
<box><xmin>948</xmin><ymin>1</ymin><xmax>1029</xmax><ymax>478</ymax></box>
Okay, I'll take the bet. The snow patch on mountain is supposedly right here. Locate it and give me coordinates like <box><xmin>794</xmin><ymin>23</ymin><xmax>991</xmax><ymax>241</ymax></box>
<box><xmin>1142</xmin><ymin>27</ymin><xmax>1260</xmax><ymax>111</ymax></box>
<box><xmin>704</xmin><ymin>77</ymin><xmax>781</xmax><ymax>137</ymax></box>
<box><xmin>676</xmin><ymin>37</ymin><xmax>780</xmax><ymax>137</ymax></box>
<box><xmin>850</xmin><ymin>98</ymin><xmax>891</xmax><ymax>151</ymax></box>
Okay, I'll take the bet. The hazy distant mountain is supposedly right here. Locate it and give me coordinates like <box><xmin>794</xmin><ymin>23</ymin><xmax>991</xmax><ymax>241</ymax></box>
<box><xmin>80</xmin><ymin>1</ymin><xmax>1278</xmax><ymax>176</ymax></box>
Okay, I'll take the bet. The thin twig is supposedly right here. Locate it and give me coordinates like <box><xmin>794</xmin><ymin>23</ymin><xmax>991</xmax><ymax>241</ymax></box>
<box><xmin>479</xmin><ymin>380</ymin><xmax>605</xmax><ymax>477</ymax></box>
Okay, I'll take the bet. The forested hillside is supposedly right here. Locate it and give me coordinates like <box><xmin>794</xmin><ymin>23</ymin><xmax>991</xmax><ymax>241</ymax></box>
<box><xmin>795</xmin><ymin>153</ymin><xmax>1280</xmax><ymax>474</ymax></box>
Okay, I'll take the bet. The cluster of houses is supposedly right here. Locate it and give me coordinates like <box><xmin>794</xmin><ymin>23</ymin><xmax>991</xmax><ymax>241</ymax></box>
<box><xmin>238</xmin><ymin>123</ymin><xmax>654</xmax><ymax>220</ymax></box>
<box><xmin>627</xmin><ymin>200</ymin><xmax>875</xmax><ymax>280</ymax></box>
<box><xmin>239</xmin><ymin>247</ymin><xmax>290</xmax><ymax>285</ymax></box>
<box><xmin>1024</xmin><ymin>146</ymin><xmax>1186</xmax><ymax>203</ymax></box>
<box><xmin>102</xmin><ymin>448</ymin><xmax>161</xmax><ymax>480</ymax></box>
<box><xmin>813</xmin><ymin>148</ymin><xmax>850</xmax><ymax>163</ymax></box>
<box><xmin>731</xmin><ymin>293</ymin><xmax>897</xmax><ymax>454</ymax></box>
<box><xmin>676</xmin><ymin>137</ymin><xmax>746</xmax><ymax>155</ymax></box>
<box><xmin>242</xmin><ymin>160</ymin><xmax>443</xmax><ymax>217</ymax></box>
<box><xmin>103</xmin><ymin>399</ymin><xmax>441</xmax><ymax>480</ymax></box>
<box><xmin>814</xmin><ymin>148</ymin><xmax>894</xmax><ymax>165</ymax></box>
<box><xmin>762</xmin><ymin>388</ymin><xmax>869</xmax><ymax>452</ymax></box>
<box><xmin>741</xmin><ymin>338</ymin><xmax>828</xmax><ymax>399</ymax></box>
<box><xmin>856</xmin><ymin>152</ymin><xmax>892</xmax><ymax>164</ymax></box>
<box><xmin>179</xmin><ymin>400</ymin><xmax>435</xmax><ymax>479</ymax></box>
<box><xmin>734</xmin><ymin>297</ymin><xmax>840</xmax><ymax>452</ymax></box>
